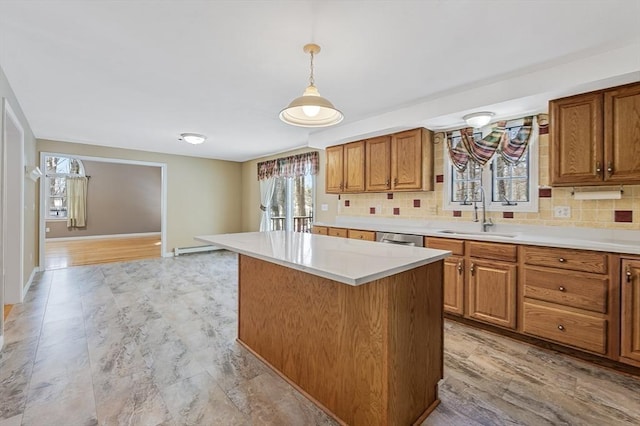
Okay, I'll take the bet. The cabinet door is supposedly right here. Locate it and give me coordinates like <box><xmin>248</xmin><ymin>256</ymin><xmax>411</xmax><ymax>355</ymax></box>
<box><xmin>443</xmin><ymin>256</ymin><xmax>464</xmax><ymax>316</ymax></box>
<box><xmin>365</xmin><ymin>136</ymin><xmax>391</xmax><ymax>191</ymax></box>
<box><xmin>604</xmin><ymin>83</ymin><xmax>640</xmax><ymax>183</ymax></box>
<box><xmin>467</xmin><ymin>258</ymin><xmax>517</xmax><ymax>329</ymax></box>
<box><xmin>325</xmin><ymin>145</ymin><xmax>344</xmax><ymax>193</ymax></box>
<box><xmin>343</xmin><ymin>141</ymin><xmax>365</xmax><ymax>192</ymax></box>
<box><xmin>550</xmin><ymin>92</ymin><xmax>604</xmax><ymax>185</ymax></box>
<box><xmin>391</xmin><ymin>129</ymin><xmax>423</xmax><ymax>190</ymax></box>
<box><xmin>621</xmin><ymin>259</ymin><xmax>640</xmax><ymax>365</ymax></box>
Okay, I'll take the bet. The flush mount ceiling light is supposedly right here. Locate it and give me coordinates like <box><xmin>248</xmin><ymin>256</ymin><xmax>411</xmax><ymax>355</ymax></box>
<box><xmin>279</xmin><ymin>43</ymin><xmax>344</xmax><ymax>128</ymax></box>
<box><xmin>180</xmin><ymin>133</ymin><xmax>206</xmax><ymax>145</ymax></box>
<box><xmin>463</xmin><ymin>112</ymin><xmax>495</xmax><ymax>128</ymax></box>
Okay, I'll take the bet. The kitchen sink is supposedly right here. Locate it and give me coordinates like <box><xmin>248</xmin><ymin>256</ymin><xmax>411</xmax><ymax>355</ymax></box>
<box><xmin>436</xmin><ymin>230</ymin><xmax>517</xmax><ymax>238</ymax></box>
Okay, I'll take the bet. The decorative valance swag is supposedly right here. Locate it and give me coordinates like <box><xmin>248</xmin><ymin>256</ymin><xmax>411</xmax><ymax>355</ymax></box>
<box><xmin>257</xmin><ymin>151</ymin><xmax>319</xmax><ymax>180</ymax></box>
<box><xmin>447</xmin><ymin>116</ymin><xmax>534</xmax><ymax>172</ymax></box>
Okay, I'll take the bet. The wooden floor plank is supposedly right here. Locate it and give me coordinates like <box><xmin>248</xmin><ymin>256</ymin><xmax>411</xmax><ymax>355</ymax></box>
<box><xmin>45</xmin><ymin>235</ymin><xmax>161</xmax><ymax>270</ymax></box>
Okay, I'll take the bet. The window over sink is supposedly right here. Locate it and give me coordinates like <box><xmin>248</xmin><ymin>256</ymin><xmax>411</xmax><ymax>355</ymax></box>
<box><xmin>443</xmin><ymin>116</ymin><xmax>539</xmax><ymax>213</ymax></box>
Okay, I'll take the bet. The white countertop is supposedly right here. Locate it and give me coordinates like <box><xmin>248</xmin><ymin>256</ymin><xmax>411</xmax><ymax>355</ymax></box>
<box><xmin>314</xmin><ymin>217</ymin><xmax>640</xmax><ymax>255</ymax></box>
<box><xmin>196</xmin><ymin>231</ymin><xmax>450</xmax><ymax>286</ymax></box>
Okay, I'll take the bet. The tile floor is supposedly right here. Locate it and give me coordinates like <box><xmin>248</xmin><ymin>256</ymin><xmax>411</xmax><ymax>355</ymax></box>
<box><xmin>0</xmin><ymin>251</ymin><xmax>639</xmax><ymax>425</ymax></box>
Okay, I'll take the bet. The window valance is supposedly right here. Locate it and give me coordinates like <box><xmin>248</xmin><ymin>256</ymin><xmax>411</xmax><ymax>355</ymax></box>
<box><xmin>257</xmin><ymin>151</ymin><xmax>319</xmax><ymax>180</ymax></box>
<box><xmin>447</xmin><ymin>116</ymin><xmax>534</xmax><ymax>172</ymax></box>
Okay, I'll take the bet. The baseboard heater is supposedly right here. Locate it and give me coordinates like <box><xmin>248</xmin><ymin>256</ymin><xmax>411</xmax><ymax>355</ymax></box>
<box><xmin>174</xmin><ymin>245</ymin><xmax>221</xmax><ymax>256</ymax></box>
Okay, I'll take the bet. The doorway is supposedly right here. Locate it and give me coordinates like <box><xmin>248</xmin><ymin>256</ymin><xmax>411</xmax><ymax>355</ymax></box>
<box><xmin>2</xmin><ymin>98</ymin><xmax>25</xmax><ymax>306</ymax></box>
<box><xmin>39</xmin><ymin>153</ymin><xmax>167</xmax><ymax>270</ymax></box>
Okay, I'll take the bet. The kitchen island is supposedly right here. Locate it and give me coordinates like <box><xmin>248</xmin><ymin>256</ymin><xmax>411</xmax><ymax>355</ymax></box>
<box><xmin>196</xmin><ymin>231</ymin><xmax>450</xmax><ymax>426</ymax></box>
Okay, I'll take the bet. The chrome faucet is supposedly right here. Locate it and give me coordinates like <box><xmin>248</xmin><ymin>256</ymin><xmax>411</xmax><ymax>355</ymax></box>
<box><xmin>473</xmin><ymin>187</ymin><xmax>494</xmax><ymax>232</ymax></box>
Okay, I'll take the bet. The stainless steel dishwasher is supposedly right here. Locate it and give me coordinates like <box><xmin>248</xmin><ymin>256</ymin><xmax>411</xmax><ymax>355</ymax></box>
<box><xmin>375</xmin><ymin>232</ymin><xmax>424</xmax><ymax>247</ymax></box>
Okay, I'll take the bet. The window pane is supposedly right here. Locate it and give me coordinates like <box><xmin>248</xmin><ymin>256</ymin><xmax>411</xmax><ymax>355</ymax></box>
<box><xmin>451</xmin><ymin>161</ymin><xmax>482</xmax><ymax>203</ymax></box>
<box><xmin>49</xmin><ymin>177</ymin><xmax>66</xmax><ymax>197</ymax></box>
<box><xmin>491</xmin><ymin>126</ymin><xmax>530</xmax><ymax>203</ymax></box>
<box><xmin>46</xmin><ymin>156</ymin><xmax>70</xmax><ymax>174</ymax></box>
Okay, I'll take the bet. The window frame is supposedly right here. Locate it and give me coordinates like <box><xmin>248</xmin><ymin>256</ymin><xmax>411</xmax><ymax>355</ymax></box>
<box><xmin>44</xmin><ymin>155</ymin><xmax>86</xmax><ymax>221</ymax></box>
<box><xmin>443</xmin><ymin>118</ymin><xmax>539</xmax><ymax>213</ymax></box>
<box><xmin>268</xmin><ymin>173</ymin><xmax>316</xmax><ymax>232</ymax></box>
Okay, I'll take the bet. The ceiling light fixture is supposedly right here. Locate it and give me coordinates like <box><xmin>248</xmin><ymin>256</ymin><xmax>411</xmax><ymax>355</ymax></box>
<box><xmin>463</xmin><ymin>112</ymin><xmax>495</xmax><ymax>128</ymax></box>
<box><xmin>279</xmin><ymin>43</ymin><xmax>344</xmax><ymax>128</ymax></box>
<box><xmin>180</xmin><ymin>133</ymin><xmax>206</xmax><ymax>145</ymax></box>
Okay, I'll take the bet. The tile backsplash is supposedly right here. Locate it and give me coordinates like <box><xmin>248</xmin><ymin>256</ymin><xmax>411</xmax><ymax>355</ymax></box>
<box><xmin>337</xmin><ymin>131</ymin><xmax>639</xmax><ymax>229</ymax></box>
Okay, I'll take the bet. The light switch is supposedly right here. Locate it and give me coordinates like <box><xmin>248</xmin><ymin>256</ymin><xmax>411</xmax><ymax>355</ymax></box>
<box><xmin>321</xmin><ymin>204</ymin><xmax>328</xmax><ymax>211</ymax></box>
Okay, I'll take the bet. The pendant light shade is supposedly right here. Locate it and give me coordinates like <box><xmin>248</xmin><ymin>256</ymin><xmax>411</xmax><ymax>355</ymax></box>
<box><xmin>280</xmin><ymin>43</ymin><xmax>343</xmax><ymax>128</ymax></box>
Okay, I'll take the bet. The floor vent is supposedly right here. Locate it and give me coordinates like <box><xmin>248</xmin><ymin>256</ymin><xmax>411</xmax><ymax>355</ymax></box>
<box><xmin>174</xmin><ymin>245</ymin><xmax>221</xmax><ymax>256</ymax></box>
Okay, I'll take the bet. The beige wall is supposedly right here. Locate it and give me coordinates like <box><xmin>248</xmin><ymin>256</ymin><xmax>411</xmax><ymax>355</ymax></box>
<box><xmin>38</xmin><ymin>139</ymin><xmax>243</xmax><ymax>251</ymax></box>
<box><xmin>329</xmin><ymin>132</ymin><xmax>640</xmax><ymax>230</ymax></box>
<box><xmin>240</xmin><ymin>148</ymin><xmax>337</xmax><ymax>232</ymax></box>
<box><xmin>1</xmin><ymin>63</ymin><xmax>39</xmax><ymax>339</ymax></box>
<box><xmin>46</xmin><ymin>160</ymin><xmax>162</xmax><ymax>238</ymax></box>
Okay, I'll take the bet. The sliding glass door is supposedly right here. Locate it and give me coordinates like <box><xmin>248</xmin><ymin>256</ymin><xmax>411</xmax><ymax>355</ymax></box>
<box><xmin>269</xmin><ymin>174</ymin><xmax>314</xmax><ymax>232</ymax></box>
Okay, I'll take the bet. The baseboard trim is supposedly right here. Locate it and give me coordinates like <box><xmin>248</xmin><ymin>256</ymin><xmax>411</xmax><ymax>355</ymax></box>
<box><xmin>22</xmin><ymin>267</ymin><xmax>39</xmax><ymax>298</ymax></box>
<box><xmin>46</xmin><ymin>232</ymin><xmax>161</xmax><ymax>242</ymax></box>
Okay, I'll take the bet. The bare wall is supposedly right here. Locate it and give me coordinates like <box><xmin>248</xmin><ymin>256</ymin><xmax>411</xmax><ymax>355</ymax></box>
<box><xmin>37</xmin><ymin>139</ymin><xmax>243</xmax><ymax>251</ymax></box>
<box><xmin>46</xmin><ymin>160</ymin><xmax>161</xmax><ymax>238</ymax></box>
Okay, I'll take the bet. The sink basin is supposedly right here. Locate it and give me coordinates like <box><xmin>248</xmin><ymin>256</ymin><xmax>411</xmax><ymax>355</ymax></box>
<box><xmin>436</xmin><ymin>230</ymin><xmax>517</xmax><ymax>239</ymax></box>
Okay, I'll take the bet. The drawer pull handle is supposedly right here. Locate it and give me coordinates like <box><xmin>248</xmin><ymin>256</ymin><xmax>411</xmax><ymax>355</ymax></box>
<box><xmin>607</xmin><ymin>161</ymin><xmax>613</xmax><ymax>177</ymax></box>
<box><xmin>557</xmin><ymin>324</ymin><xmax>565</xmax><ymax>331</ymax></box>
<box><xmin>470</xmin><ymin>263</ymin><xmax>475</xmax><ymax>276</ymax></box>
<box><xmin>626</xmin><ymin>265</ymin><xmax>633</xmax><ymax>283</ymax></box>
<box><xmin>558</xmin><ymin>286</ymin><xmax>566</xmax><ymax>292</ymax></box>
<box><xmin>558</xmin><ymin>258</ymin><xmax>566</xmax><ymax>263</ymax></box>
<box><xmin>595</xmin><ymin>161</ymin><xmax>602</xmax><ymax>174</ymax></box>
<box><xmin>457</xmin><ymin>261</ymin><xmax>463</xmax><ymax>275</ymax></box>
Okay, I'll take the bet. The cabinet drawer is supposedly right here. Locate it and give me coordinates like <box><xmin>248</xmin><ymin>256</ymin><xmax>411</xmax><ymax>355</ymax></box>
<box><xmin>523</xmin><ymin>302</ymin><xmax>607</xmax><ymax>354</ymax></box>
<box><xmin>523</xmin><ymin>266</ymin><xmax>608</xmax><ymax>313</ymax></box>
<box><xmin>425</xmin><ymin>237</ymin><xmax>464</xmax><ymax>255</ymax></box>
<box><xmin>347</xmin><ymin>229</ymin><xmax>376</xmax><ymax>241</ymax></box>
<box><xmin>311</xmin><ymin>226</ymin><xmax>328</xmax><ymax>235</ymax></box>
<box><xmin>523</xmin><ymin>246</ymin><xmax>608</xmax><ymax>274</ymax></box>
<box><xmin>328</xmin><ymin>227</ymin><xmax>348</xmax><ymax>238</ymax></box>
<box><xmin>468</xmin><ymin>241</ymin><xmax>517</xmax><ymax>262</ymax></box>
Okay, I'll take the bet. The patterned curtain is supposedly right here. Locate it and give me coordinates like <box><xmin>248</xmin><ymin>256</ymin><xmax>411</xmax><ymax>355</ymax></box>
<box><xmin>499</xmin><ymin>116</ymin><xmax>534</xmax><ymax>164</ymax></box>
<box><xmin>257</xmin><ymin>151</ymin><xmax>319</xmax><ymax>180</ymax></box>
<box><xmin>447</xmin><ymin>116</ymin><xmax>535</xmax><ymax>168</ymax></box>
<box><xmin>446</xmin><ymin>133</ymin><xmax>473</xmax><ymax>172</ymax></box>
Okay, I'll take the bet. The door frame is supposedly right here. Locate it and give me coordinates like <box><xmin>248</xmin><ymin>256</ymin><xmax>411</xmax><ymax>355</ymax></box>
<box><xmin>39</xmin><ymin>152</ymin><xmax>167</xmax><ymax>267</ymax></box>
<box><xmin>2</xmin><ymin>98</ymin><xmax>25</xmax><ymax>305</ymax></box>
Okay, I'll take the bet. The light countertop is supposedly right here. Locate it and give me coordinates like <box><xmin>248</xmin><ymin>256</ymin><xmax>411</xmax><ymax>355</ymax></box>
<box><xmin>196</xmin><ymin>231</ymin><xmax>450</xmax><ymax>286</ymax></box>
<box><xmin>314</xmin><ymin>217</ymin><xmax>640</xmax><ymax>255</ymax></box>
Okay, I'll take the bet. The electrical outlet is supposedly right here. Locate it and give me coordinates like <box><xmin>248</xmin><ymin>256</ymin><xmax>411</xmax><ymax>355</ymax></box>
<box><xmin>46</xmin><ymin>227</ymin><xmax>50</xmax><ymax>233</ymax></box>
<box><xmin>554</xmin><ymin>206</ymin><xmax>571</xmax><ymax>218</ymax></box>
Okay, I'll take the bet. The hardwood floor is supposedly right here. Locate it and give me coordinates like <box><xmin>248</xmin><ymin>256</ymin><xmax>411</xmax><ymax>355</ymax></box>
<box><xmin>2</xmin><ymin>304</ymin><xmax>11</xmax><ymax>321</ymax></box>
<box><xmin>44</xmin><ymin>235</ymin><xmax>161</xmax><ymax>270</ymax></box>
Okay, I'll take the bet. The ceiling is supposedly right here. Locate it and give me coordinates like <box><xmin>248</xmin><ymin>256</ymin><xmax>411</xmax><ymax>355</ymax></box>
<box><xmin>0</xmin><ymin>1</ymin><xmax>639</xmax><ymax>162</ymax></box>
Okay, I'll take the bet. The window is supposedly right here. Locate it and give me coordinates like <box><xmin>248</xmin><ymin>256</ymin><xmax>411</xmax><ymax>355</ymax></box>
<box><xmin>44</xmin><ymin>155</ymin><xmax>85</xmax><ymax>219</ymax></box>
<box><xmin>269</xmin><ymin>174</ymin><xmax>315</xmax><ymax>232</ymax></box>
<box><xmin>444</xmin><ymin>119</ymin><xmax>538</xmax><ymax>212</ymax></box>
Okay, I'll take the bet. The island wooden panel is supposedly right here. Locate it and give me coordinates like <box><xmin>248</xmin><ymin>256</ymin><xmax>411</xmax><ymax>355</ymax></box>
<box><xmin>237</xmin><ymin>254</ymin><xmax>443</xmax><ymax>426</ymax></box>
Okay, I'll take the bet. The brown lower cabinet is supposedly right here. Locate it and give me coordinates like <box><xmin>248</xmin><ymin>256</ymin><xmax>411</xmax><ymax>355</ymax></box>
<box><xmin>426</xmin><ymin>237</ymin><xmax>517</xmax><ymax>330</ymax></box>
<box><xmin>428</xmin><ymin>236</ymin><xmax>640</xmax><ymax>373</ymax></box>
<box><xmin>621</xmin><ymin>258</ymin><xmax>640</xmax><ymax>367</ymax></box>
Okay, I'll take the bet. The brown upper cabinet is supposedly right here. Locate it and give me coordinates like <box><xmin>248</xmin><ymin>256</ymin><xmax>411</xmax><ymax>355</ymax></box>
<box><xmin>327</xmin><ymin>128</ymin><xmax>433</xmax><ymax>194</ymax></box>
<box><xmin>550</xmin><ymin>82</ymin><xmax>640</xmax><ymax>186</ymax></box>
<box><xmin>326</xmin><ymin>141</ymin><xmax>365</xmax><ymax>193</ymax></box>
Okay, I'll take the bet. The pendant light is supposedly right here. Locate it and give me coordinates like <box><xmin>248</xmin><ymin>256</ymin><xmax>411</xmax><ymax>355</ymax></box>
<box><xmin>279</xmin><ymin>43</ymin><xmax>344</xmax><ymax>127</ymax></box>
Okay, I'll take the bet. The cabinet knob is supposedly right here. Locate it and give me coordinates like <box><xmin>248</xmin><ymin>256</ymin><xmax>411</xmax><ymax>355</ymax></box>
<box><xmin>470</xmin><ymin>263</ymin><xmax>475</xmax><ymax>276</ymax></box>
<box><xmin>558</xmin><ymin>286</ymin><xmax>566</xmax><ymax>292</ymax></box>
<box><xmin>558</xmin><ymin>258</ymin><xmax>566</xmax><ymax>263</ymax></box>
<box><xmin>595</xmin><ymin>161</ymin><xmax>602</xmax><ymax>174</ymax></box>
<box><xmin>385</xmin><ymin>179</ymin><xmax>390</xmax><ymax>186</ymax></box>
<box><xmin>607</xmin><ymin>161</ymin><xmax>613</xmax><ymax>177</ymax></box>
<box><xmin>457</xmin><ymin>261</ymin><xmax>463</xmax><ymax>274</ymax></box>
<box><xmin>557</xmin><ymin>324</ymin><xmax>565</xmax><ymax>331</ymax></box>
<box><xmin>393</xmin><ymin>177</ymin><xmax>398</xmax><ymax>185</ymax></box>
<box><xmin>627</xmin><ymin>266</ymin><xmax>633</xmax><ymax>283</ymax></box>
